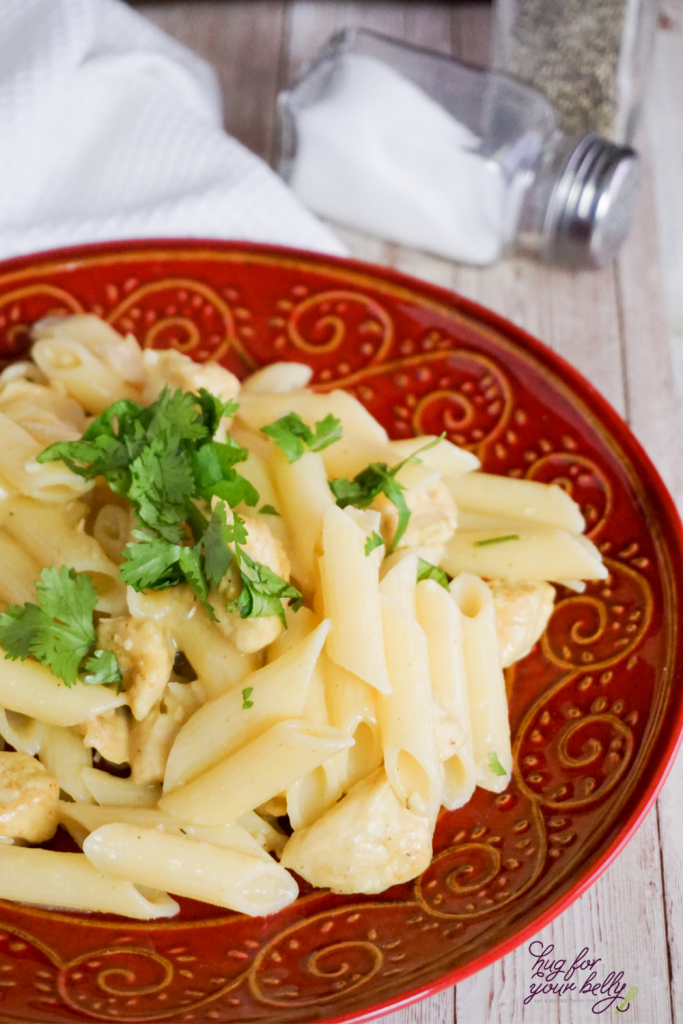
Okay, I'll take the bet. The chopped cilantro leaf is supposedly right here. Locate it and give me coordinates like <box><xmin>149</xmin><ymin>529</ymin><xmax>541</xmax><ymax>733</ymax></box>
<box><xmin>82</xmin><ymin>649</ymin><xmax>123</xmax><ymax>688</ymax></box>
<box><xmin>226</xmin><ymin>514</ymin><xmax>303</xmax><ymax>626</ymax></box>
<box><xmin>0</xmin><ymin>567</ymin><xmax>121</xmax><ymax>688</ymax></box>
<box><xmin>119</xmin><ymin>532</ymin><xmax>183</xmax><ymax>591</ymax></box>
<box><xmin>128</xmin><ymin>442</ymin><xmax>195</xmax><ymax>542</ymax></box>
<box><xmin>259</xmin><ymin>504</ymin><xmax>280</xmax><ymax>516</ymax></box>
<box><xmin>488</xmin><ymin>752</ymin><xmax>507</xmax><ymax>777</ymax></box>
<box><xmin>261</xmin><ymin>412</ymin><xmax>342</xmax><ymax>463</ymax></box>
<box><xmin>227</xmin><ymin>549</ymin><xmax>302</xmax><ymax>626</ymax></box>
<box><xmin>329</xmin><ymin>434</ymin><xmax>444</xmax><ymax>552</ymax></box>
<box><xmin>416</xmin><ymin>558</ymin><xmax>449</xmax><ymax>590</ymax></box>
<box><xmin>242</xmin><ymin>686</ymin><xmax>254</xmax><ymax>710</ymax></box>
<box><xmin>202</xmin><ymin>503</ymin><xmax>235</xmax><ymax>586</ymax></box>
<box><xmin>364</xmin><ymin>531</ymin><xmax>384</xmax><ymax>556</ymax></box>
<box><xmin>473</xmin><ymin>534</ymin><xmax>520</xmax><ymax>548</ymax></box>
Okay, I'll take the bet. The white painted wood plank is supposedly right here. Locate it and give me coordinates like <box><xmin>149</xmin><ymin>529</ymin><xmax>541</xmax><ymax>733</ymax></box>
<box><xmin>641</xmin><ymin>8</ymin><xmax>683</xmax><ymax>1023</ymax></box>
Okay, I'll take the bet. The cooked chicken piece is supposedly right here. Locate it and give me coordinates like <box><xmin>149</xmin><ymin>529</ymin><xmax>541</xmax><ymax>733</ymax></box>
<box><xmin>142</xmin><ymin>349</ymin><xmax>240</xmax><ymax>407</ymax></box>
<box><xmin>374</xmin><ymin>480</ymin><xmax>457</xmax><ymax>550</ymax></box>
<box><xmin>281</xmin><ymin>767</ymin><xmax>432</xmax><ymax>895</ymax></box>
<box><xmin>488</xmin><ymin>579</ymin><xmax>556</xmax><ymax>668</ymax></box>
<box><xmin>212</xmin><ymin>510</ymin><xmax>290</xmax><ymax>653</ymax></box>
<box><xmin>0</xmin><ymin>752</ymin><xmax>59</xmax><ymax>843</ymax></box>
<box><xmin>79</xmin><ymin>708</ymin><xmax>130</xmax><ymax>765</ymax></box>
<box><xmin>129</xmin><ymin>684</ymin><xmax>202</xmax><ymax>786</ymax></box>
<box><xmin>96</xmin><ymin>616</ymin><xmax>175</xmax><ymax>721</ymax></box>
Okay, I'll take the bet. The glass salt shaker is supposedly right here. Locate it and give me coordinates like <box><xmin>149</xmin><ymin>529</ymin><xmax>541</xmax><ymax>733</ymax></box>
<box><xmin>277</xmin><ymin>28</ymin><xmax>641</xmax><ymax>269</ymax></box>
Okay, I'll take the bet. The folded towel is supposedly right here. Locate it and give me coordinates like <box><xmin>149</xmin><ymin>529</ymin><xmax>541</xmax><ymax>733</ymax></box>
<box><xmin>0</xmin><ymin>0</ymin><xmax>344</xmax><ymax>259</ymax></box>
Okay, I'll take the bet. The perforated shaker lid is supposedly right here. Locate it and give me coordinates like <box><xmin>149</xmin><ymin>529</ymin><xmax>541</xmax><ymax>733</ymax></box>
<box><xmin>545</xmin><ymin>134</ymin><xmax>641</xmax><ymax>269</ymax></box>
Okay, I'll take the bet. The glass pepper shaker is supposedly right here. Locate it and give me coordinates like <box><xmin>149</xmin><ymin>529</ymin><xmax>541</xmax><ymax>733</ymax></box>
<box><xmin>491</xmin><ymin>0</ymin><xmax>659</xmax><ymax>145</ymax></box>
<box><xmin>277</xmin><ymin>28</ymin><xmax>641</xmax><ymax>269</ymax></box>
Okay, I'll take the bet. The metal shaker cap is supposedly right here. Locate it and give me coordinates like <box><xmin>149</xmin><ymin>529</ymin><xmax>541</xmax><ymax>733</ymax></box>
<box><xmin>545</xmin><ymin>134</ymin><xmax>641</xmax><ymax>269</ymax></box>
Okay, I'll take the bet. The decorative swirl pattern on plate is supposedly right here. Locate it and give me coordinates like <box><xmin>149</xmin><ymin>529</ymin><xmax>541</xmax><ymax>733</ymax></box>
<box><xmin>541</xmin><ymin>560</ymin><xmax>653</xmax><ymax>670</ymax></box>
<box><xmin>410</xmin><ymin>352</ymin><xmax>512</xmax><ymax>455</ymax></box>
<box><xmin>0</xmin><ymin>285</ymin><xmax>84</xmax><ymax>361</ymax></box>
<box><xmin>105</xmin><ymin>278</ymin><xmax>251</xmax><ymax>367</ymax></box>
<box><xmin>285</xmin><ymin>289</ymin><xmax>393</xmax><ymax>364</ymax></box>
<box><xmin>58</xmin><ymin>948</ymin><xmax>174</xmax><ymax>1019</ymax></box>
<box><xmin>526</xmin><ymin>453</ymin><xmax>613</xmax><ymax>538</ymax></box>
<box><xmin>251</xmin><ymin>910</ymin><xmax>385</xmax><ymax>1007</ymax></box>
<box><xmin>416</xmin><ymin>795</ymin><xmax>547</xmax><ymax>918</ymax></box>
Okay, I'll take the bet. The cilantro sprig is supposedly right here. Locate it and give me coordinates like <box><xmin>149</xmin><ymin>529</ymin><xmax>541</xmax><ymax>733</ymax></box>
<box><xmin>0</xmin><ymin>567</ymin><xmax>122</xmax><ymax>688</ymax></box>
<box><xmin>120</xmin><ymin>504</ymin><xmax>302</xmax><ymax>627</ymax></box>
<box><xmin>37</xmin><ymin>387</ymin><xmax>255</xmax><ymax>542</ymax></box>
<box><xmin>329</xmin><ymin>435</ymin><xmax>444</xmax><ymax>552</ymax></box>
<box><xmin>416</xmin><ymin>558</ymin><xmax>449</xmax><ymax>590</ymax></box>
<box><xmin>261</xmin><ymin>412</ymin><xmax>342</xmax><ymax>463</ymax></box>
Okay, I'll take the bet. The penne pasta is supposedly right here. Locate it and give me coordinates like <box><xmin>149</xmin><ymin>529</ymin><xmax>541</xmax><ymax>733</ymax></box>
<box><xmin>58</xmin><ymin>802</ymin><xmax>273</xmax><ymax>861</ymax></box>
<box><xmin>84</xmin><ymin>823</ymin><xmax>298</xmax><ymax>917</ymax></box>
<box><xmin>240</xmin><ymin>361</ymin><xmax>313</xmax><ymax>394</ymax></box>
<box><xmin>450</xmin><ymin>573</ymin><xmax>512</xmax><ymax>793</ymax></box>
<box><xmin>378</xmin><ymin>589</ymin><xmax>443</xmax><ymax>821</ymax></box>
<box><xmin>389</xmin><ymin>434</ymin><xmax>480</xmax><ymax>475</ymax></box>
<box><xmin>236</xmin><ymin>388</ymin><xmax>389</xmax><ymax>442</ymax></box>
<box><xmin>81</xmin><ymin>767</ymin><xmax>161</xmax><ymax>807</ymax></box>
<box><xmin>415</xmin><ymin>578</ymin><xmax>476</xmax><ymax>810</ymax></box>
<box><xmin>159</xmin><ymin>719</ymin><xmax>353</xmax><ymax>826</ymax></box>
<box><xmin>38</xmin><ymin>725</ymin><xmax>93</xmax><ymax>804</ymax></box>
<box><xmin>163</xmin><ymin>619</ymin><xmax>331</xmax><ymax>793</ymax></box>
<box><xmin>441</xmin><ymin>528</ymin><xmax>607</xmax><ymax>582</ymax></box>
<box><xmin>270</xmin><ymin>447</ymin><xmax>334</xmax><ymax>593</ymax></box>
<box><xmin>446</xmin><ymin>472</ymin><xmax>584</xmax><ymax>533</ymax></box>
<box><xmin>0</xmin><ymin>657</ymin><xmax>127</xmax><ymax>727</ymax></box>
<box><xmin>0</xmin><ymin>709</ymin><xmax>43</xmax><ymax>754</ymax></box>
<box><xmin>320</xmin><ymin>504</ymin><xmax>391</xmax><ymax>694</ymax></box>
<box><xmin>0</xmin><ymin>844</ymin><xmax>178</xmax><ymax>919</ymax></box>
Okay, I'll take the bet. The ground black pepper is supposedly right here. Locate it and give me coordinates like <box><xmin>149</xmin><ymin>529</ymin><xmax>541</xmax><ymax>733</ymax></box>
<box><xmin>493</xmin><ymin>0</ymin><xmax>659</xmax><ymax>142</ymax></box>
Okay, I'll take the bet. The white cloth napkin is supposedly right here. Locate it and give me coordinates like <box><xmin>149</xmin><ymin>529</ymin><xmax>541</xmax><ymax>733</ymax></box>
<box><xmin>0</xmin><ymin>0</ymin><xmax>345</xmax><ymax>260</ymax></box>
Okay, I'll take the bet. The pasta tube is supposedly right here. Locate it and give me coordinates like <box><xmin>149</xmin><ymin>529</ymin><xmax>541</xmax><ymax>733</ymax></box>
<box><xmin>378</xmin><ymin>592</ymin><xmax>443</xmax><ymax>821</ymax></box>
<box><xmin>58</xmin><ymin>802</ymin><xmax>273</xmax><ymax>861</ymax></box>
<box><xmin>81</xmin><ymin>767</ymin><xmax>161</xmax><ymax>807</ymax></box>
<box><xmin>236</xmin><ymin>389</ymin><xmax>388</xmax><ymax>442</ymax></box>
<box><xmin>446</xmin><ymin>473</ymin><xmax>584</xmax><ymax>533</ymax></box>
<box><xmin>415</xmin><ymin>579</ymin><xmax>476</xmax><ymax>809</ymax></box>
<box><xmin>270</xmin><ymin>447</ymin><xmax>334</xmax><ymax>593</ymax></box>
<box><xmin>159</xmin><ymin>720</ymin><xmax>353</xmax><ymax>826</ymax></box>
<box><xmin>84</xmin><ymin>824</ymin><xmax>298</xmax><ymax>917</ymax></box>
<box><xmin>0</xmin><ymin>658</ymin><xmax>126</xmax><ymax>726</ymax></box>
<box><xmin>389</xmin><ymin>434</ymin><xmax>480</xmax><ymax>475</ymax></box>
<box><xmin>0</xmin><ymin>844</ymin><xmax>178</xmax><ymax>919</ymax></box>
<box><xmin>450</xmin><ymin>573</ymin><xmax>512</xmax><ymax>792</ymax></box>
<box><xmin>38</xmin><ymin>725</ymin><xmax>93</xmax><ymax>804</ymax></box>
<box><xmin>441</xmin><ymin>528</ymin><xmax>607</xmax><ymax>582</ymax></box>
<box><xmin>163</xmin><ymin>619</ymin><xmax>331</xmax><ymax>793</ymax></box>
<box><xmin>320</xmin><ymin>504</ymin><xmax>391</xmax><ymax>694</ymax></box>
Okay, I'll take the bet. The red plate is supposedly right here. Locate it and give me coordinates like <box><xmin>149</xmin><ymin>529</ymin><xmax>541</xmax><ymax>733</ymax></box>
<box><xmin>0</xmin><ymin>240</ymin><xmax>681</xmax><ymax>1024</ymax></box>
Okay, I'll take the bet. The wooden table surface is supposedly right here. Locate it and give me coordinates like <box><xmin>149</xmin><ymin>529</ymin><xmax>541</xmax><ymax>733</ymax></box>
<box><xmin>137</xmin><ymin>3</ymin><xmax>683</xmax><ymax>1021</ymax></box>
